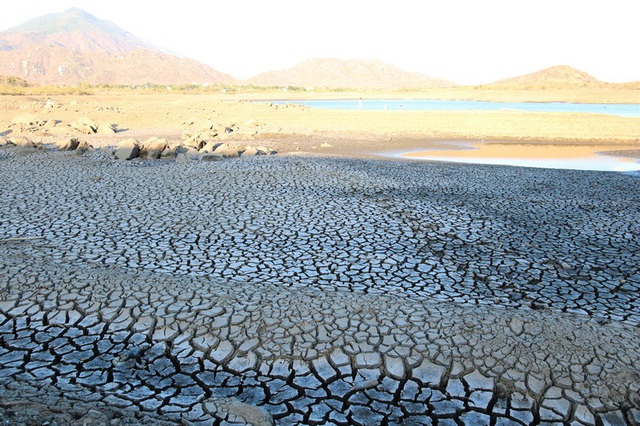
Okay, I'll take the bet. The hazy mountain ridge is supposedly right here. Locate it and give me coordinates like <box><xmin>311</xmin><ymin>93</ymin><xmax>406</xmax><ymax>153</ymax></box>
<box><xmin>0</xmin><ymin>8</ymin><xmax>235</xmax><ymax>85</ymax></box>
<box><xmin>483</xmin><ymin>65</ymin><xmax>636</xmax><ymax>89</ymax></box>
<box><xmin>246</xmin><ymin>58</ymin><xmax>455</xmax><ymax>89</ymax></box>
<box><xmin>1</xmin><ymin>9</ymin><xmax>637</xmax><ymax>88</ymax></box>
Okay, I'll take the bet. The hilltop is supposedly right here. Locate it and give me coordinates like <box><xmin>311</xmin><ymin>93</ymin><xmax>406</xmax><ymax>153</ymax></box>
<box><xmin>0</xmin><ymin>8</ymin><xmax>235</xmax><ymax>85</ymax></box>
<box><xmin>483</xmin><ymin>65</ymin><xmax>609</xmax><ymax>89</ymax></box>
<box><xmin>246</xmin><ymin>58</ymin><xmax>455</xmax><ymax>89</ymax></box>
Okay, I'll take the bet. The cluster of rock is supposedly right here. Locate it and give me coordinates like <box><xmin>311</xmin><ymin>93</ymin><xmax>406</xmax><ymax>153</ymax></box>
<box><xmin>0</xmin><ymin>134</ymin><xmax>92</xmax><ymax>152</ymax></box>
<box><xmin>113</xmin><ymin>119</ymin><xmax>277</xmax><ymax>162</ymax></box>
<box><xmin>8</xmin><ymin>114</ymin><xmax>117</xmax><ymax>137</ymax></box>
<box><xmin>182</xmin><ymin>118</ymin><xmax>269</xmax><ymax>143</ymax></box>
<box><xmin>1</xmin><ymin>114</ymin><xmax>278</xmax><ymax>161</ymax></box>
<box><xmin>114</xmin><ymin>137</ymin><xmax>276</xmax><ymax>162</ymax></box>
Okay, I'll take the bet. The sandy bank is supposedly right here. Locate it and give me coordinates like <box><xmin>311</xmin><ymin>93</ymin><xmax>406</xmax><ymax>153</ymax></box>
<box><xmin>1</xmin><ymin>93</ymin><xmax>639</xmax><ymax>162</ymax></box>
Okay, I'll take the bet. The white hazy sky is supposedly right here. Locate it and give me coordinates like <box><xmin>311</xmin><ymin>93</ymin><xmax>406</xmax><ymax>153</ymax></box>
<box><xmin>1</xmin><ymin>0</ymin><xmax>639</xmax><ymax>84</ymax></box>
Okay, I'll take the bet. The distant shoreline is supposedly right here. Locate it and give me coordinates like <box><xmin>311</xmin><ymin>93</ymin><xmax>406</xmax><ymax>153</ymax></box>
<box><xmin>1</xmin><ymin>91</ymin><xmax>638</xmax><ymax>159</ymax></box>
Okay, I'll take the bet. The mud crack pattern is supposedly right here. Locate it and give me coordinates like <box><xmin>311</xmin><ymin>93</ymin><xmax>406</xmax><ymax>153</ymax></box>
<box><xmin>0</xmin><ymin>149</ymin><xmax>639</xmax><ymax>425</ymax></box>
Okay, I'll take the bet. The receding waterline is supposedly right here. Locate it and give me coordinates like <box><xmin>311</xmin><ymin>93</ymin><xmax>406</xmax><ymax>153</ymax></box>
<box><xmin>269</xmin><ymin>99</ymin><xmax>640</xmax><ymax>117</ymax></box>
<box><xmin>385</xmin><ymin>143</ymin><xmax>640</xmax><ymax>172</ymax></box>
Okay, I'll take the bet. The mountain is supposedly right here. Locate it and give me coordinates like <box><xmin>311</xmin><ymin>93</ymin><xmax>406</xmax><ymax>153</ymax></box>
<box><xmin>246</xmin><ymin>58</ymin><xmax>455</xmax><ymax>89</ymax></box>
<box><xmin>0</xmin><ymin>8</ymin><xmax>235</xmax><ymax>85</ymax></box>
<box><xmin>484</xmin><ymin>65</ymin><xmax>607</xmax><ymax>89</ymax></box>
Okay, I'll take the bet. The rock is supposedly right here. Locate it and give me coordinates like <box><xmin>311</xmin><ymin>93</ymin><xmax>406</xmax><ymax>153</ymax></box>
<box><xmin>200</xmin><ymin>140</ymin><xmax>219</xmax><ymax>153</ymax></box>
<box><xmin>114</xmin><ymin>139</ymin><xmax>140</xmax><ymax>160</ymax></box>
<box><xmin>175</xmin><ymin>146</ymin><xmax>201</xmax><ymax>162</ymax></box>
<box><xmin>71</xmin><ymin>117</ymin><xmax>98</xmax><ymax>134</ymax></box>
<box><xmin>202</xmin><ymin>154</ymin><xmax>223</xmax><ymax>162</ymax></box>
<box><xmin>46</xmin><ymin>124</ymin><xmax>73</xmax><ymax>136</ymax></box>
<box><xmin>198</xmin><ymin>129</ymin><xmax>220</xmax><ymax>140</ymax></box>
<box><xmin>140</xmin><ymin>137</ymin><xmax>168</xmax><ymax>159</ymax></box>
<box><xmin>184</xmin><ymin>136</ymin><xmax>205</xmax><ymax>150</ymax></box>
<box><xmin>242</xmin><ymin>146</ymin><xmax>259</xmax><ymax>156</ymax></box>
<box><xmin>256</xmin><ymin>146</ymin><xmax>275</xmax><ymax>155</ymax></box>
<box><xmin>56</xmin><ymin>137</ymin><xmax>80</xmax><ymax>151</ymax></box>
<box><xmin>321</xmin><ymin>142</ymin><xmax>333</xmax><ymax>148</ymax></box>
<box><xmin>178</xmin><ymin>146</ymin><xmax>200</xmax><ymax>157</ymax></box>
<box><xmin>96</xmin><ymin>122</ymin><xmax>117</xmax><ymax>135</ymax></box>
<box><xmin>76</xmin><ymin>140</ymin><xmax>93</xmax><ymax>154</ymax></box>
<box><xmin>0</xmin><ymin>138</ymin><xmax>14</xmax><ymax>147</ymax></box>
<box><xmin>213</xmin><ymin>143</ymin><xmax>240</xmax><ymax>158</ymax></box>
<box><xmin>12</xmin><ymin>136</ymin><xmax>36</xmax><ymax>147</ymax></box>
<box><xmin>44</xmin><ymin>99</ymin><xmax>56</xmax><ymax>109</ymax></box>
<box><xmin>160</xmin><ymin>143</ymin><xmax>179</xmax><ymax>160</ymax></box>
<box><xmin>12</xmin><ymin>114</ymin><xmax>38</xmax><ymax>126</ymax></box>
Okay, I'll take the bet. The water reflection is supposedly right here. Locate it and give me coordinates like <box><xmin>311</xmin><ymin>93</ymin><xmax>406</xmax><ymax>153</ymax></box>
<box><xmin>396</xmin><ymin>142</ymin><xmax>640</xmax><ymax>172</ymax></box>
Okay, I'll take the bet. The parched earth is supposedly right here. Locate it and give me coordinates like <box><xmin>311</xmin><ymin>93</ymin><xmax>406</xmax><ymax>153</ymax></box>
<box><xmin>0</xmin><ymin>148</ymin><xmax>639</xmax><ymax>425</ymax></box>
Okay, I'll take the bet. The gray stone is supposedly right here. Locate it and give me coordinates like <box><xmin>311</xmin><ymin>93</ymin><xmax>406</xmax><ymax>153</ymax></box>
<box><xmin>140</xmin><ymin>137</ymin><xmax>168</xmax><ymax>159</ymax></box>
<box><xmin>242</xmin><ymin>146</ymin><xmax>259</xmax><ymax>156</ymax></box>
<box><xmin>213</xmin><ymin>143</ymin><xmax>240</xmax><ymax>158</ymax></box>
<box><xmin>96</xmin><ymin>122</ymin><xmax>117</xmax><ymax>134</ymax></box>
<box><xmin>114</xmin><ymin>138</ymin><xmax>140</xmax><ymax>160</ymax></box>
<box><xmin>71</xmin><ymin>117</ymin><xmax>98</xmax><ymax>134</ymax></box>
<box><xmin>56</xmin><ymin>137</ymin><xmax>80</xmax><ymax>151</ymax></box>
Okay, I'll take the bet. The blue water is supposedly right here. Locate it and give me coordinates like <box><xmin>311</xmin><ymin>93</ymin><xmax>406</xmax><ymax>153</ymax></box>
<box><xmin>272</xmin><ymin>99</ymin><xmax>640</xmax><ymax>117</ymax></box>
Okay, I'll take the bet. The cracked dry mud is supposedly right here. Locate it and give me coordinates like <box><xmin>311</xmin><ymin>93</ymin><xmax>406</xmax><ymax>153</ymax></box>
<box><xmin>0</xmin><ymin>148</ymin><xmax>639</xmax><ymax>425</ymax></box>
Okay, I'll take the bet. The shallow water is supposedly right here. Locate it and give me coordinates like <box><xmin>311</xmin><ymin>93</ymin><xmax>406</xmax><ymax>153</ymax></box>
<box><xmin>275</xmin><ymin>99</ymin><xmax>640</xmax><ymax>117</ymax></box>
<box><xmin>391</xmin><ymin>142</ymin><xmax>640</xmax><ymax>172</ymax></box>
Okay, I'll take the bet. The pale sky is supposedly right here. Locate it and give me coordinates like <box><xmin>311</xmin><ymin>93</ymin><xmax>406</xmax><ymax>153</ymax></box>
<box><xmin>1</xmin><ymin>0</ymin><xmax>639</xmax><ymax>84</ymax></box>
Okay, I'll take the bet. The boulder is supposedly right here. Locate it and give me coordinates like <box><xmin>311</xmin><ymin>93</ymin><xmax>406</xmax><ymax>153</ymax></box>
<box><xmin>184</xmin><ymin>147</ymin><xmax>201</xmax><ymax>159</ymax></box>
<box><xmin>202</xmin><ymin>154</ymin><xmax>223</xmax><ymax>162</ymax></box>
<box><xmin>76</xmin><ymin>141</ymin><xmax>93</xmax><ymax>153</ymax></box>
<box><xmin>56</xmin><ymin>137</ymin><xmax>80</xmax><ymax>151</ymax></box>
<box><xmin>114</xmin><ymin>139</ymin><xmax>140</xmax><ymax>160</ymax></box>
<box><xmin>200</xmin><ymin>140</ymin><xmax>220</xmax><ymax>153</ymax></box>
<box><xmin>96</xmin><ymin>122</ymin><xmax>117</xmax><ymax>134</ymax></box>
<box><xmin>184</xmin><ymin>136</ymin><xmax>205</xmax><ymax>150</ymax></box>
<box><xmin>0</xmin><ymin>138</ymin><xmax>14</xmax><ymax>147</ymax></box>
<box><xmin>160</xmin><ymin>143</ymin><xmax>180</xmax><ymax>160</ymax></box>
<box><xmin>140</xmin><ymin>137</ymin><xmax>168</xmax><ymax>159</ymax></box>
<box><xmin>12</xmin><ymin>136</ymin><xmax>36</xmax><ymax>148</ymax></box>
<box><xmin>71</xmin><ymin>117</ymin><xmax>98</xmax><ymax>134</ymax></box>
<box><xmin>256</xmin><ymin>146</ymin><xmax>275</xmax><ymax>155</ymax></box>
<box><xmin>213</xmin><ymin>143</ymin><xmax>240</xmax><ymax>158</ymax></box>
<box><xmin>175</xmin><ymin>146</ymin><xmax>201</xmax><ymax>162</ymax></box>
<box><xmin>242</xmin><ymin>146</ymin><xmax>259</xmax><ymax>156</ymax></box>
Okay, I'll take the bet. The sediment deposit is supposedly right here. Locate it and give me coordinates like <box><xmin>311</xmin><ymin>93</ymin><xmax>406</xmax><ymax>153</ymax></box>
<box><xmin>1</xmin><ymin>148</ymin><xmax>638</xmax><ymax>425</ymax></box>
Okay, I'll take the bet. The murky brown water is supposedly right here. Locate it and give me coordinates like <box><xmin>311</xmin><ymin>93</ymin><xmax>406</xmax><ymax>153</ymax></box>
<box><xmin>400</xmin><ymin>142</ymin><xmax>640</xmax><ymax>171</ymax></box>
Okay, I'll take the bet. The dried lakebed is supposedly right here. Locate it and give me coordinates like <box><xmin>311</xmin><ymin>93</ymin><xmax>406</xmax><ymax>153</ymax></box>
<box><xmin>0</xmin><ymin>149</ymin><xmax>639</xmax><ymax>425</ymax></box>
